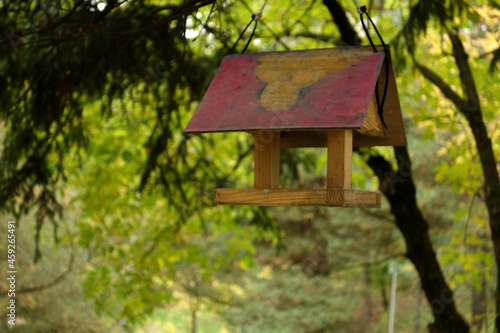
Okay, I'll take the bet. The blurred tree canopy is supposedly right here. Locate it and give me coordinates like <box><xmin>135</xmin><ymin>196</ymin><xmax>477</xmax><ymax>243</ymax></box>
<box><xmin>1</xmin><ymin>0</ymin><xmax>500</xmax><ymax>332</ymax></box>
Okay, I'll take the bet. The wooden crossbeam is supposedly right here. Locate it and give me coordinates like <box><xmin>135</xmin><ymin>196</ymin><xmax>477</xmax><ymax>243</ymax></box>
<box><xmin>216</xmin><ymin>188</ymin><xmax>381</xmax><ymax>207</ymax></box>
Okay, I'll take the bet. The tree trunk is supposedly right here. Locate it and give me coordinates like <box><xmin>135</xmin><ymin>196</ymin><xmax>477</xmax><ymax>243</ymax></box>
<box><xmin>377</xmin><ymin>0</ymin><xmax>384</xmax><ymax>13</ymax></box>
<box><xmin>471</xmin><ymin>277</ymin><xmax>486</xmax><ymax>332</ymax></box>
<box><xmin>379</xmin><ymin>272</ymin><xmax>389</xmax><ymax>311</ymax></box>
<box><xmin>323</xmin><ymin>1</ymin><xmax>470</xmax><ymax>331</ymax></box>
<box><xmin>363</xmin><ymin>262</ymin><xmax>373</xmax><ymax>328</ymax></box>
<box><xmin>366</xmin><ymin>147</ymin><xmax>469</xmax><ymax>332</ymax></box>
<box><xmin>416</xmin><ymin>30</ymin><xmax>500</xmax><ymax>331</ymax></box>
<box><xmin>414</xmin><ymin>283</ymin><xmax>422</xmax><ymax>333</ymax></box>
<box><xmin>191</xmin><ymin>307</ymin><xmax>197</xmax><ymax>333</ymax></box>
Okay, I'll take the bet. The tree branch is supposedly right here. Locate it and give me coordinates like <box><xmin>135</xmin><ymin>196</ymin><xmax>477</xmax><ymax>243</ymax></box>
<box><xmin>324</xmin><ymin>2</ymin><xmax>469</xmax><ymax>329</ymax></box>
<box><xmin>291</xmin><ymin>32</ymin><xmax>333</xmax><ymax>42</ymax></box>
<box><xmin>418</xmin><ymin>28</ymin><xmax>500</xmax><ymax>331</ymax></box>
<box><xmin>5</xmin><ymin>251</ymin><xmax>74</xmax><ymax>295</ymax></box>
<box><xmin>414</xmin><ymin>61</ymin><xmax>465</xmax><ymax>110</ymax></box>
<box><xmin>367</xmin><ymin>147</ymin><xmax>470</xmax><ymax>332</ymax></box>
<box><xmin>448</xmin><ymin>30</ymin><xmax>480</xmax><ymax>104</ymax></box>
<box><xmin>322</xmin><ymin>0</ymin><xmax>359</xmax><ymax>45</ymax></box>
<box><xmin>488</xmin><ymin>46</ymin><xmax>500</xmax><ymax>73</ymax></box>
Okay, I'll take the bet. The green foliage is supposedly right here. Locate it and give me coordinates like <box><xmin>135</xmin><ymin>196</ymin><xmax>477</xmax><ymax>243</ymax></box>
<box><xmin>136</xmin><ymin>307</ymin><xmax>226</xmax><ymax>333</ymax></box>
<box><xmin>61</xmin><ymin>98</ymin><xmax>280</xmax><ymax>325</ymax></box>
<box><xmin>0</xmin><ymin>213</ymin><xmax>119</xmax><ymax>333</ymax></box>
<box><xmin>0</xmin><ymin>0</ymin><xmax>225</xmax><ymax>259</ymax></box>
<box><xmin>396</xmin><ymin>4</ymin><xmax>499</xmax><ymax>318</ymax></box>
<box><xmin>1</xmin><ymin>0</ymin><xmax>500</xmax><ymax>331</ymax></box>
<box><xmin>392</xmin><ymin>0</ymin><xmax>468</xmax><ymax>61</ymax></box>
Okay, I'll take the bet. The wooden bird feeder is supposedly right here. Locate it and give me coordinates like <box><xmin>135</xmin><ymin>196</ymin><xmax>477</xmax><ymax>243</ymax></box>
<box><xmin>184</xmin><ymin>46</ymin><xmax>406</xmax><ymax>207</ymax></box>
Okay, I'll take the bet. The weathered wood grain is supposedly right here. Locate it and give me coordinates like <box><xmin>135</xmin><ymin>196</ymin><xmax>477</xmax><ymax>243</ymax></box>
<box><xmin>327</xmin><ymin>130</ymin><xmax>352</xmax><ymax>190</ymax></box>
<box><xmin>216</xmin><ymin>188</ymin><xmax>381</xmax><ymax>207</ymax></box>
<box><xmin>253</xmin><ymin>131</ymin><xmax>280</xmax><ymax>189</ymax></box>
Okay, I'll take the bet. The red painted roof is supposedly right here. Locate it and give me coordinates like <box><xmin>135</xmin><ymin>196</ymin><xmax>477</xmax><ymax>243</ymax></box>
<box><xmin>185</xmin><ymin>47</ymin><xmax>385</xmax><ymax>133</ymax></box>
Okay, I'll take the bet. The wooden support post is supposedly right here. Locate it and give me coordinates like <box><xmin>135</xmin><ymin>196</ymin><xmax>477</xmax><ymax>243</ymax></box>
<box><xmin>253</xmin><ymin>131</ymin><xmax>280</xmax><ymax>189</ymax></box>
<box><xmin>327</xmin><ymin>130</ymin><xmax>353</xmax><ymax>189</ymax></box>
<box><xmin>327</xmin><ymin>130</ymin><xmax>352</xmax><ymax>204</ymax></box>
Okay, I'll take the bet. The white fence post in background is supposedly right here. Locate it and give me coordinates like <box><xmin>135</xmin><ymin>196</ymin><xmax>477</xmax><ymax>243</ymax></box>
<box><xmin>388</xmin><ymin>268</ymin><xmax>398</xmax><ymax>333</ymax></box>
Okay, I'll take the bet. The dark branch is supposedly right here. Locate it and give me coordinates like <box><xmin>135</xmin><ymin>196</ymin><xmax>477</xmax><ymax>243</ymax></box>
<box><xmin>322</xmin><ymin>0</ymin><xmax>359</xmax><ymax>45</ymax></box>
<box><xmin>291</xmin><ymin>32</ymin><xmax>333</xmax><ymax>42</ymax></box>
<box><xmin>488</xmin><ymin>46</ymin><xmax>500</xmax><ymax>73</ymax></box>
<box><xmin>414</xmin><ymin>61</ymin><xmax>465</xmax><ymax>111</ymax></box>
<box><xmin>448</xmin><ymin>29</ymin><xmax>480</xmax><ymax>105</ymax></box>
<box><xmin>5</xmin><ymin>251</ymin><xmax>74</xmax><ymax>295</ymax></box>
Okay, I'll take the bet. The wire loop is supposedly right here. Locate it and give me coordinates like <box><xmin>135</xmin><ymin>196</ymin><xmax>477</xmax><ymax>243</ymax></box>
<box><xmin>359</xmin><ymin>5</ymin><xmax>389</xmax><ymax>128</ymax></box>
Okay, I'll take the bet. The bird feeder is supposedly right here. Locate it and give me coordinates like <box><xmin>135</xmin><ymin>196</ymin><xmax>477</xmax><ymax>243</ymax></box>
<box><xmin>184</xmin><ymin>46</ymin><xmax>406</xmax><ymax>207</ymax></box>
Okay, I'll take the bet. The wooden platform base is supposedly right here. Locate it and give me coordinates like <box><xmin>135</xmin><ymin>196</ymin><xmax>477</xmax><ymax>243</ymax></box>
<box><xmin>216</xmin><ymin>189</ymin><xmax>381</xmax><ymax>207</ymax></box>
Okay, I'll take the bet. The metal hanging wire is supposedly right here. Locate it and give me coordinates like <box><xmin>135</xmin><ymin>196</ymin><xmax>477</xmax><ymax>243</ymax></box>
<box><xmin>355</xmin><ymin>1</ymin><xmax>389</xmax><ymax>128</ymax></box>
<box><xmin>229</xmin><ymin>0</ymin><xmax>269</xmax><ymax>54</ymax></box>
